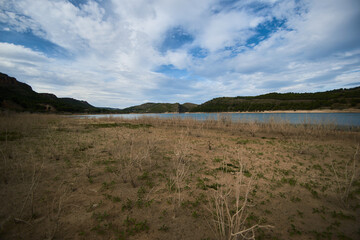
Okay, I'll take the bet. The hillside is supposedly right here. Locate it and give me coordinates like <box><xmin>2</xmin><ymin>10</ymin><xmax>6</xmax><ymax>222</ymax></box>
<box><xmin>119</xmin><ymin>102</ymin><xmax>198</xmax><ymax>113</ymax></box>
<box><xmin>190</xmin><ymin>87</ymin><xmax>360</xmax><ymax>112</ymax></box>
<box><xmin>0</xmin><ymin>72</ymin><xmax>112</xmax><ymax>113</ymax></box>
<box><xmin>2</xmin><ymin>72</ymin><xmax>360</xmax><ymax>114</ymax></box>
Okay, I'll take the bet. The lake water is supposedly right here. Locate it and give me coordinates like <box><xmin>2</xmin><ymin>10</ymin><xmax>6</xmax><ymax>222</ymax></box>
<box><xmin>74</xmin><ymin>112</ymin><xmax>360</xmax><ymax>127</ymax></box>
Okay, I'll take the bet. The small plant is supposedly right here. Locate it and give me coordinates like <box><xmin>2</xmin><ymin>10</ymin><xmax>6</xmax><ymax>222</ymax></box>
<box><xmin>93</xmin><ymin>211</ymin><xmax>109</xmax><ymax>222</ymax></box>
<box><xmin>158</xmin><ymin>224</ymin><xmax>169</xmax><ymax>232</ymax></box>
<box><xmin>101</xmin><ymin>180</ymin><xmax>116</xmax><ymax>191</ymax></box>
<box><xmin>123</xmin><ymin>216</ymin><xmax>149</xmax><ymax>236</ymax></box>
<box><xmin>192</xmin><ymin>210</ymin><xmax>199</xmax><ymax>218</ymax></box>
<box><xmin>290</xmin><ymin>196</ymin><xmax>301</xmax><ymax>202</ymax></box>
<box><xmin>301</xmin><ymin>182</ymin><xmax>319</xmax><ymax>198</ymax></box>
<box><xmin>331</xmin><ymin>145</ymin><xmax>359</xmax><ymax>208</ymax></box>
<box><xmin>207</xmin><ymin>164</ymin><xmax>272</xmax><ymax>240</ymax></box>
<box><xmin>288</xmin><ymin>224</ymin><xmax>302</xmax><ymax>236</ymax></box>
<box><xmin>122</xmin><ymin>198</ymin><xmax>134</xmax><ymax>211</ymax></box>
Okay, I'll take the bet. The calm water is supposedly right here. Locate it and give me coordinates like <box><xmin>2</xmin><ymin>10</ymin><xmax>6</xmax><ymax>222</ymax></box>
<box><xmin>74</xmin><ymin>112</ymin><xmax>360</xmax><ymax>127</ymax></box>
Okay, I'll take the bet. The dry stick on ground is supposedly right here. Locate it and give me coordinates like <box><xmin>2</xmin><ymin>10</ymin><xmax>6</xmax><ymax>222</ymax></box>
<box><xmin>174</xmin><ymin>160</ymin><xmax>189</xmax><ymax>206</ymax></box>
<box><xmin>0</xmin><ymin>148</ymin><xmax>8</xmax><ymax>184</ymax></box>
<box><xmin>46</xmin><ymin>185</ymin><xmax>69</xmax><ymax>240</ymax></box>
<box><xmin>332</xmin><ymin>144</ymin><xmax>359</xmax><ymax>208</ymax></box>
<box><xmin>208</xmin><ymin>164</ymin><xmax>273</xmax><ymax>240</ymax></box>
<box><xmin>19</xmin><ymin>156</ymin><xmax>44</xmax><ymax>220</ymax></box>
<box><xmin>247</xmin><ymin>121</ymin><xmax>259</xmax><ymax>137</ymax></box>
<box><xmin>171</xmin><ymin>134</ymin><xmax>190</xmax><ymax>217</ymax></box>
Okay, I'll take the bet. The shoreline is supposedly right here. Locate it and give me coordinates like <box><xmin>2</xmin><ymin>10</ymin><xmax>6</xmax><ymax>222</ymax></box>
<box><xmin>85</xmin><ymin>109</ymin><xmax>360</xmax><ymax>115</ymax></box>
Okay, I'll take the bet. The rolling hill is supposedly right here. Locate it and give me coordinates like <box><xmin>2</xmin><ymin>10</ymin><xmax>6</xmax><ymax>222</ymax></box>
<box><xmin>119</xmin><ymin>102</ymin><xmax>198</xmax><ymax>113</ymax></box>
<box><xmin>1</xmin><ymin>72</ymin><xmax>359</xmax><ymax>113</ymax></box>
<box><xmin>190</xmin><ymin>87</ymin><xmax>360</xmax><ymax>112</ymax></box>
<box><xmin>0</xmin><ymin>72</ymin><xmax>107</xmax><ymax>113</ymax></box>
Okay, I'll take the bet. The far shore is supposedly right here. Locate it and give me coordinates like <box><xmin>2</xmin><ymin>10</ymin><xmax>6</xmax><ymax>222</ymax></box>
<box><xmin>73</xmin><ymin>108</ymin><xmax>360</xmax><ymax>115</ymax></box>
<box><xmin>215</xmin><ymin>109</ymin><xmax>360</xmax><ymax>114</ymax></box>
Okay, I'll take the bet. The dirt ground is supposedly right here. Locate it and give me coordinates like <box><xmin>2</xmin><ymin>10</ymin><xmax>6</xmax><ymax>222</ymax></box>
<box><xmin>0</xmin><ymin>113</ymin><xmax>359</xmax><ymax>240</ymax></box>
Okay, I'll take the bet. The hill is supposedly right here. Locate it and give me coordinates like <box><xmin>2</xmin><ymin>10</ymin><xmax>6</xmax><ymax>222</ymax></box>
<box><xmin>2</xmin><ymin>72</ymin><xmax>359</xmax><ymax>114</ymax></box>
<box><xmin>190</xmin><ymin>87</ymin><xmax>360</xmax><ymax>112</ymax></box>
<box><xmin>0</xmin><ymin>72</ymin><xmax>115</xmax><ymax>113</ymax></box>
<box><xmin>119</xmin><ymin>102</ymin><xmax>198</xmax><ymax>113</ymax></box>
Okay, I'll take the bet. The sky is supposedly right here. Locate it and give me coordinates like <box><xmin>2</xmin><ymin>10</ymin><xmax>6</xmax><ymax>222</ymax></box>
<box><xmin>0</xmin><ymin>0</ymin><xmax>360</xmax><ymax>108</ymax></box>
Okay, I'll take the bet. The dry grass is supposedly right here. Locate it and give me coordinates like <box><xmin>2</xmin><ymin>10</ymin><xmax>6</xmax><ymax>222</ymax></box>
<box><xmin>207</xmin><ymin>164</ymin><xmax>273</xmax><ymax>240</ymax></box>
<box><xmin>332</xmin><ymin>144</ymin><xmax>359</xmax><ymax>208</ymax></box>
<box><xmin>0</xmin><ymin>112</ymin><xmax>359</xmax><ymax>239</ymax></box>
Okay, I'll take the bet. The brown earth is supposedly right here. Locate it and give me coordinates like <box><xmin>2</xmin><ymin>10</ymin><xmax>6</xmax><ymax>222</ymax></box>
<box><xmin>0</xmin><ymin>113</ymin><xmax>359</xmax><ymax>240</ymax></box>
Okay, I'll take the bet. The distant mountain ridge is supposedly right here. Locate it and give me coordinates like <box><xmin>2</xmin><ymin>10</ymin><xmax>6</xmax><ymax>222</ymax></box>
<box><xmin>0</xmin><ymin>72</ymin><xmax>106</xmax><ymax>113</ymax></box>
<box><xmin>119</xmin><ymin>102</ymin><xmax>198</xmax><ymax>113</ymax></box>
<box><xmin>190</xmin><ymin>87</ymin><xmax>360</xmax><ymax>112</ymax></box>
<box><xmin>1</xmin><ymin>72</ymin><xmax>359</xmax><ymax>113</ymax></box>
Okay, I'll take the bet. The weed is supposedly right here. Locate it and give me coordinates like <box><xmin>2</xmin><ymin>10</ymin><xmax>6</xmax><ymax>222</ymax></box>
<box><xmin>158</xmin><ymin>224</ymin><xmax>169</xmax><ymax>232</ymax></box>
<box><xmin>331</xmin><ymin>211</ymin><xmax>356</xmax><ymax>221</ymax></box>
<box><xmin>0</xmin><ymin>131</ymin><xmax>22</xmax><ymax>141</ymax></box>
<box><xmin>281</xmin><ymin>177</ymin><xmax>297</xmax><ymax>186</ymax></box>
<box><xmin>101</xmin><ymin>180</ymin><xmax>116</xmax><ymax>191</ymax></box>
<box><xmin>89</xmin><ymin>122</ymin><xmax>152</xmax><ymax>129</ymax></box>
<box><xmin>301</xmin><ymin>182</ymin><xmax>319</xmax><ymax>198</ymax></box>
<box><xmin>192</xmin><ymin>210</ymin><xmax>199</xmax><ymax>218</ymax></box>
<box><xmin>207</xmin><ymin>165</ymin><xmax>272</xmax><ymax>240</ymax></box>
<box><xmin>123</xmin><ymin>216</ymin><xmax>149</xmax><ymax>236</ymax></box>
<box><xmin>93</xmin><ymin>211</ymin><xmax>109</xmax><ymax>222</ymax></box>
<box><xmin>288</xmin><ymin>224</ymin><xmax>302</xmax><ymax>236</ymax></box>
<box><xmin>290</xmin><ymin>196</ymin><xmax>301</xmax><ymax>202</ymax></box>
<box><xmin>122</xmin><ymin>198</ymin><xmax>134</xmax><ymax>211</ymax></box>
<box><xmin>332</xmin><ymin>145</ymin><xmax>359</xmax><ymax>208</ymax></box>
<box><xmin>103</xmin><ymin>194</ymin><xmax>121</xmax><ymax>203</ymax></box>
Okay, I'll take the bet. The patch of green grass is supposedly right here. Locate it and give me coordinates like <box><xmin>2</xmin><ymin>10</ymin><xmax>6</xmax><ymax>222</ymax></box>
<box><xmin>101</xmin><ymin>180</ymin><xmax>116</xmax><ymax>191</ymax></box>
<box><xmin>89</xmin><ymin>122</ymin><xmax>152</xmax><ymax>129</ymax></box>
<box><xmin>312</xmin><ymin>164</ymin><xmax>325</xmax><ymax>173</ymax></box>
<box><xmin>103</xmin><ymin>193</ymin><xmax>121</xmax><ymax>203</ymax></box>
<box><xmin>122</xmin><ymin>198</ymin><xmax>134</xmax><ymax>211</ymax></box>
<box><xmin>158</xmin><ymin>224</ymin><xmax>169</xmax><ymax>232</ymax></box>
<box><xmin>206</xmin><ymin>183</ymin><xmax>222</xmax><ymax>190</ymax></box>
<box><xmin>0</xmin><ymin>131</ymin><xmax>22</xmax><ymax>141</ymax></box>
<box><xmin>236</xmin><ymin>139</ymin><xmax>250</xmax><ymax>145</ymax></box>
<box><xmin>337</xmin><ymin>233</ymin><xmax>353</xmax><ymax>240</ymax></box>
<box><xmin>92</xmin><ymin>211</ymin><xmax>109</xmax><ymax>222</ymax></box>
<box><xmin>135</xmin><ymin>198</ymin><xmax>153</xmax><ymax>209</ymax></box>
<box><xmin>331</xmin><ymin>211</ymin><xmax>356</xmax><ymax>221</ymax></box>
<box><xmin>192</xmin><ymin>210</ymin><xmax>199</xmax><ymax>218</ymax></box>
<box><xmin>243</xmin><ymin>169</ymin><xmax>252</xmax><ymax>177</ymax></box>
<box><xmin>105</xmin><ymin>165</ymin><xmax>117</xmax><ymax>173</ymax></box>
<box><xmin>301</xmin><ymin>182</ymin><xmax>319</xmax><ymax>198</ymax></box>
<box><xmin>310</xmin><ymin>230</ymin><xmax>333</xmax><ymax>240</ymax></box>
<box><xmin>123</xmin><ymin>216</ymin><xmax>149</xmax><ymax>236</ymax></box>
<box><xmin>196</xmin><ymin>177</ymin><xmax>209</xmax><ymax>190</ymax></box>
<box><xmin>290</xmin><ymin>196</ymin><xmax>301</xmax><ymax>202</ymax></box>
<box><xmin>256</xmin><ymin>173</ymin><xmax>266</xmax><ymax>179</ymax></box>
<box><xmin>95</xmin><ymin>159</ymin><xmax>117</xmax><ymax>165</ymax></box>
<box><xmin>281</xmin><ymin>177</ymin><xmax>297</xmax><ymax>186</ymax></box>
<box><xmin>288</xmin><ymin>224</ymin><xmax>302</xmax><ymax>236</ymax></box>
<box><xmin>213</xmin><ymin>157</ymin><xmax>222</xmax><ymax>163</ymax></box>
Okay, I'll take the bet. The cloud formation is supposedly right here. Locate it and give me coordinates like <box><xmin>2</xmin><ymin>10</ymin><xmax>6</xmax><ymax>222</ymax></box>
<box><xmin>0</xmin><ymin>0</ymin><xmax>359</xmax><ymax>108</ymax></box>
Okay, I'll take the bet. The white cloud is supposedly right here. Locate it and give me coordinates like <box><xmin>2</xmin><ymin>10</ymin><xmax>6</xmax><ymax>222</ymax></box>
<box><xmin>0</xmin><ymin>0</ymin><xmax>359</xmax><ymax>108</ymax></box>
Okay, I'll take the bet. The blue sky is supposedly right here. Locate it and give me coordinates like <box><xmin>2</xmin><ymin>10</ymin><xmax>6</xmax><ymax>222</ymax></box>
<box><xmin>0</xmin><ymin>0</ymin><xmax>359</xmax><ymax>108</ymax></box>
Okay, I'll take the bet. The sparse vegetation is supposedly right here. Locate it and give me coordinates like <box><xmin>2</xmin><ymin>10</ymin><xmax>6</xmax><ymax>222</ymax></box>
<box><xmin>0</xmin><ymin>112</ymin><xmax>359</xmax><ymax>239</ymax></box>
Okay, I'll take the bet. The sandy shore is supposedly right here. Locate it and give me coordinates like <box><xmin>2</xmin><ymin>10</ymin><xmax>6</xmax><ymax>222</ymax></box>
<box><xmin>186</xmin><ymin>109</ymin><xmax>360</xmax><ymax>114</ymax></box>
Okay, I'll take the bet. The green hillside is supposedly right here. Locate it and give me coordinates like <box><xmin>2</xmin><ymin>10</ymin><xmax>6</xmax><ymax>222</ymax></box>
<box><xmin>120</xmin><ymin>102</ymin><xmax>198</xmax><ymax>113</ymax></box>
<box><xmin>190</xmin><ymin>87</ymin><xmax>360</xmax><ymax>112</ymax></box>
<box><xmin>0</xmin><ymin>72</ymin><xmax>112</xmax><ymax>113</ymax></box>
<box><xmin>2</xmin><ymin>72</ymin><xmax>359</xmax><ymax>114</ymax></box>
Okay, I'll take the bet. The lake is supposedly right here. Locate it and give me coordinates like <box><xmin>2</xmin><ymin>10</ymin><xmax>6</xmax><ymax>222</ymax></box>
<box><xmin>74</xmin><ymin>112</ymin><xmax>360</xmax><ymax>127</ymax></box>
